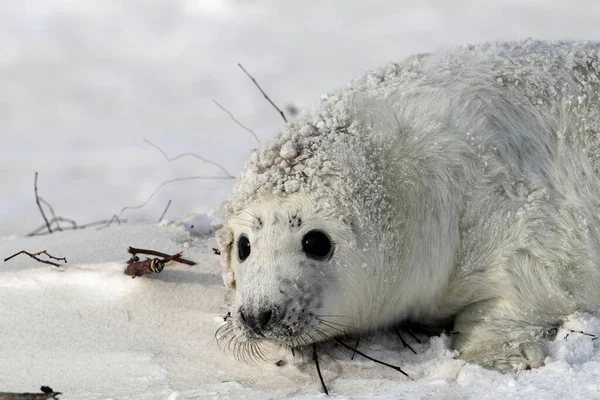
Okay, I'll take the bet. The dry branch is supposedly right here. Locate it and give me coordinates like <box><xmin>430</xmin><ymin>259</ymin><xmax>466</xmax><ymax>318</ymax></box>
<box><xmin>127</xmin><ymin>247</ymin><xmax>196</xmax><ymax>266</ymax></box>
<box><xmin>350</xmin><ymin>337</ymin><xmax>360</xmax><ymax>360</ymax></box>
<box><xmin>158</xmin><ymin>200</ymin><xmax>172</xmax><ymax>222</ymax></box>
<box><xmin>212</xmin><ymin>99</ymin><xmax>260</xmax><ymax>145</ymax></box>
<box><xmin>118</xmin><ymin>176</ymin><xmax>231</xmax><ymax>219</ymax></box>
<box><xmin>144</xmin><ymin>139</ymin><xmax>234</xmax><ymax>178</ymax></box>
<box><xmin>34</xmin><ymin>172</ymin><xmax>52</xmax><ymax>234</ymax></box>
<box><xmin>334</xmin><ymin>339</ymin><xmax>412</xmax><ymax>379</ymax></box>
<box><xmin>396</xmin><ymin>329</ymin><xmax>417</xmax><ymax>354</ymax></box>
<box><xmin>3</xmin><ymin>250</ymin><xmax>67</xmax><ymax>268</ymax></box>
<box><xmin>238</xmin><ymin>63</ymin><xmax>288</xmax><ymax>123</ymax></box>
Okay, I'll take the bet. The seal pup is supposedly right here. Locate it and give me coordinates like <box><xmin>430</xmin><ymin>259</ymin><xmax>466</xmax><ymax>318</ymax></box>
<box><xmin>216</xmin><ymin>40</ymin><xmax>600</xmax><ymax>372</ymax></box>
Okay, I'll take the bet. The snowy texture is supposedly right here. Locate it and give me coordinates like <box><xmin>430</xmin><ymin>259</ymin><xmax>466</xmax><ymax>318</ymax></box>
<box><xmin>3</xmin><ymin>1</ymin><xmax>600</xmax><ymax>399</ymax></box>
<box><xmin>1</xmin><ymin>225</ymin><xmax>599</xmax><ymax>399</ymax></box>
<box><xmin>221</xmin><ymin>40</ymin><xmax>600</xmax><ymax>375</ymax></box>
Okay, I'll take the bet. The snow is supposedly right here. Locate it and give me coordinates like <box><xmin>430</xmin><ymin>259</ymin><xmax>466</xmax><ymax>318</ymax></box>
<box><xmin>1</xmin><ymin>223</ymin><xmax>600</xmax><ymax>399</ymax></box>
<box><xmin>2</xmin><ymin>0</ymin><xmax>600</xmax><ymax>399</ymax></box>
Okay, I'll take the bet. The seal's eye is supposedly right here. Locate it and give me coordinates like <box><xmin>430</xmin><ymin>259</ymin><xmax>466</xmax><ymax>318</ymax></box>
<box><xmin>238</xmin><ymin>234</ymin><xmax>251</xmax><ymax>262</ymax></box>
<box><xmin>302</xmin><ymin>230</ymin><xmax>334</xmax><ymax>261</ymax></box>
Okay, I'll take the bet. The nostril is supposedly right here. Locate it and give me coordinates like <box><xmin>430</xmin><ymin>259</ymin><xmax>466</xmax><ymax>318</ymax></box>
<box><xmin>239</xmin><ymin>309</ymin><xmax>247</xmax><ymax>324</ymax></box>
<box><xmin>257</xmin><ymin>309</ymin><xmax>272</xmax><ymax>330</ymax></box>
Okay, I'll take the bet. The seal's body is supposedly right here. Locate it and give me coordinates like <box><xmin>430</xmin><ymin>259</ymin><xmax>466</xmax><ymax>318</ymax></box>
<box><xmin>217</xmin><ymin>40</ymin><xmax>600</xmax><ymax>371</ymax></box>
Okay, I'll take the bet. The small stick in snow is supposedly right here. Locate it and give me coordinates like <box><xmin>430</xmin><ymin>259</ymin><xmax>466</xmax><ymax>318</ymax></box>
<box><xmin>406</xmin><ymin>329</ymin><xmax>422</xmax><ymax>344</ymax></box>
<box><xmin>333</xmin><ymin>339</ymin><xmax>412</xmax><ymax>380</ymax></box>
<box><xmin>312</xmin><ymin>344</ymin><xmax>329</xmax><ymax>395</ymax></box>
<box><xmin>127</xmin><ymin>247</ymin><xmax>196</xmax><ymax>266</ymax></box>
<box><xmin>98</xmin><ymin>214</ymin><xmax>122</xmax><ymax>229</ymax></box>
<box><xmin>213</xmin><ymin>99</ymin><xmax>261</xmax><ymax>145</ymax></box>
<box><xmin>158</xmin><ymin>200</ymin><xmax>172</xmax><ymax>222</ymax></box>
<box><xmin>212</xmin><ymin>248</ymin><xmax>221</xmax><ymax>255</ymax></box>
<box><xmin>143</xmin><ymin>139</ymin><xmax>234</xmax><ymax>178</ymax></box>
<box><xmin>350</xmin><ymin>337</ymin><xmax>360</xmax><ymax>360</ymax></box>
<box><xmin>396</xmin><ymin>329</ymin><xmax>417</xmax><ymax>355</ymax></box>
<box><xmin>238</xmin><ymin>63</ymin><xmax>288</xmax><ymax>123</ymax></box>
<box><xmin>34</xmin><ymin>172</ymin><xmax>52</xmax><ymax>234</ymax></box>
<box><xmin>4</xmin><ymin>250</ymin><xmax>67</xmax><ymax>268</ymax></box>
<box><xmin>27</xmin><ymin>217</ymin><xmax>78</xmax><ymax>236</ymax></box>
<box><xmin>0</xmin><ymin>385</ymin><xmax>62</xmax><ymax>400</ymax></box>
<box><xmin>38</xmin><ymin>198</ymin><xmax>62</xmax><ymax>231</ymax></box>
<box><xmin>564</xmin><ymin>329</ymin><xmax>598</xmax><ymax>340</ymax></box>
<box><xmin>118</xmin><ymin>176</ymin><xmax>232</xmax><ymax>219</ymax></box>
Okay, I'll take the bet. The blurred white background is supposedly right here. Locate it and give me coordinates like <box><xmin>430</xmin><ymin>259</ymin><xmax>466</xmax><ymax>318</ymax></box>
<box><xmin>2</xmin><ymin>0</ymin><xmax>600</xmax><ymax>236</ymax></box>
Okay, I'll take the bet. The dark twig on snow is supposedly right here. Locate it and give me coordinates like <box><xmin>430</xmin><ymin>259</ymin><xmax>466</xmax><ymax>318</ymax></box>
<box><xmin>333</xmin><ymin>339</ymin><xmax>412</xmax><ymax>379</ymax></box>
<box><xmin>27</xmin><ymin>217</ymin><xmax>78</xmax><ymax>236</ymax></box>
<box><xmin>127</xmin><ymin>247</ymin><xmax>196</xmax><ymax>266</ymax></box>
<box><xmin>98</xmin><ymin>214</ymin><xmax>121</xmax><ymax>229</ymax></box>
<box><xmin>212</xmin><ymin>248</ymin><xmax>221</xmax><ymax>255</ymax></box>
<box><xmin>27</xmin><ymin>217</ymin><xmax>129</xmax><ymax>237</ymax></box>
<box><xmin>34</xmin><ymin>172</ymin><xmax>52</xmax><ymax>234</ymax></box>
<box><xmin>158</xmin><ymin>200</ymin><xmax>172</xmax><ymax>222</ymax></box>
<box><xmin>118</xmin><ymin>176</ymin><xmax>231</xmax><ymax>219</ymax></box>
<box><xmin>351</xmin><ymin>337</ymin><xmax>360</xmax><ymax>360</ymax></box>
<box><xmin>144</xmin><ymin>139</ymin><xmax>234</xmax><ymax>178</ymax></box>
<box><xmin>0</xmin><ymin>385</ymin><xmax>62</xmax><ymax>400</ymax></box>
<box><xmin>396</xmin><ymin>329</ymin><xmax>417</xmax><ymax>355</ymax></box>
<box><xmin>38</xmin><ymin>198</ymin><xmax>61</xmax><ymax>231</ymax></box>
<box><xmin>406</xmin><ymin>329</ymin><xmax>422</xmax><ymax>344</ymax></box>
<box><xmin>212</xmin><ymin>99</ymin><xmax>261</xmax><ymax>145</ymax></box>
<box><xmin>564</xmin><ymin>329</ymin><xmax>598</xmax><ymax>340</ymax></box>
<box><xmin>4</xmin><ymin>250</ymin><xmax>67</xmax><ymax>268</ymax></box>
<box><xmin>313</xmin><ymin>344</ymin><xmax>329</xmax><ymax>395</ymax></box>
<box><xmin>238</xmin><ymin>63</ymin><xmax>288</xmax><ymax>124</ymax></box>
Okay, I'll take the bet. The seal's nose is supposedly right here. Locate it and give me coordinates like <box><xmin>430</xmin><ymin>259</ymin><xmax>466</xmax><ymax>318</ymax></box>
<box><xmin>257</xmin><ymin>309</ymin><xmax>272</xmax><ymax>330</ymax></box>
<box><xmin>238</xmin><ymin>307</ymin><xmax>278</xmax><ymax>335</ymax></box>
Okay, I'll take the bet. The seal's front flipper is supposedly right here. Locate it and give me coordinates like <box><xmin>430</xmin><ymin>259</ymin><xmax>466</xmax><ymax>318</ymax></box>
<box><xmin>452</xmin><ymin>299</ymin><xmax>552</xmax><ymax>372</ymax></box>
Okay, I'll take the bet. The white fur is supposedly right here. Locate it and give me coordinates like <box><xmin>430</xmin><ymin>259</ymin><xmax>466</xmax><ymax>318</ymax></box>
<box><xmin>217</xmin><ymin>40</ymin><xmax>600</xmax><ymax>371</ymax></box>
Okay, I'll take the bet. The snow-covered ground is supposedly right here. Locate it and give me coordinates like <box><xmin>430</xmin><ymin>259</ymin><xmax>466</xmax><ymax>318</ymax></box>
<box><xmin>1</xmin><ymin>223</ymin><xmax>599</xmax><ymax>399</ymax></box>
<box><xmin>2</xmin><ymin>0</ymin><xmax>600</xmax><ymax>399</ymax></box>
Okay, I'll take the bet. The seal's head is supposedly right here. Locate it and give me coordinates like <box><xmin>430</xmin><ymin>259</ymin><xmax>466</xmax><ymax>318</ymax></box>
<box><xmin>217</xmin><ymin>193</ymin><xmax>365</xmax><ymax>353</ymax></box>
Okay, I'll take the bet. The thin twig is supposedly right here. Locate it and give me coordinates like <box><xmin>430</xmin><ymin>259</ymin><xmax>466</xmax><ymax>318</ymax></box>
<box><xmin>144</xmin><ymin>139</ymin><xmax>234</xmax><ymax>178</ymax></box>
<box><xmin>4</xmin><ymin>250</ymin><xmax>67</xmax><ymax>267</ymax></box>
<box><xmin>28</xmin><ymin>218</ymin><xmax>128</xmax><ymax>237</ymax></box>
<box><xmin>313</xmin><ymin>344</ymin><xmax>329</xmax><ymax>395</ymax></box>
<box><xmin>396</xmin><ymin>329</ymin><xmax>417</xmax><ymax>354</ymax></box>
<box><xmin>565</xmin><ymin>329</ymin><xmax>598</xmax><ymax>340</ymax></box>
<box><xmin>27</xmin><ymin>217</ymin><xmax>78</xmax><ymax>236</ymax></box>
<box><xmin>99</xmin><ymin>215</ymin><xmax>121</xmax><ymax>229</ymax></box>
<box><xmin>213</xmin><ymin>99</ymin><xmax>260</xmax><ymax>145</ymax></box>
<box><xmin>351</xmin><ymin>337</ymin><xmax>360</xmax><ymax>360</ymax></box>
<box><xmin>118</xmin><ymin>176</ymin><xmax>231</xmax><ymax>218</ymax></box>
<box><xmin>334</xmin><ymin>339</ymin><xmax>412</xmax><ymax>379</ymax></box>
<box><xmin>158</xmin><ymin>200</ymin><xmax>172</xmax><ymax>222</ymax></box>
<box><xmin>39</xmin><ymin>198</ymin><xmax>62</xmax><ymax>231</ymax></box>
<box><xmin>407</xmin><ymin>329</ymin><xmax>422</xmax><ymax>344</ymax></box>
<box><xmin>34</xmin><ymin>172</ymin><xmax>52</xmax><ymax>234</ymax></box>
<box><xmin>238</xmin><ymin>63</ymin><xmax>287</xmax><ymax>123</ymax></box>
<box><xmin>128</xmin><ymin>247</ymin><xmax>196</xmax><ymax>266</ymax></box>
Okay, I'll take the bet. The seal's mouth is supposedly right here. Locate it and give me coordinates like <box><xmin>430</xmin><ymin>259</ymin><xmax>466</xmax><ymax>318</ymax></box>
<box><xmin>216</xmin><ymin>310</ymin><xmax>348</xmax><ymax>362</ymax></box>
